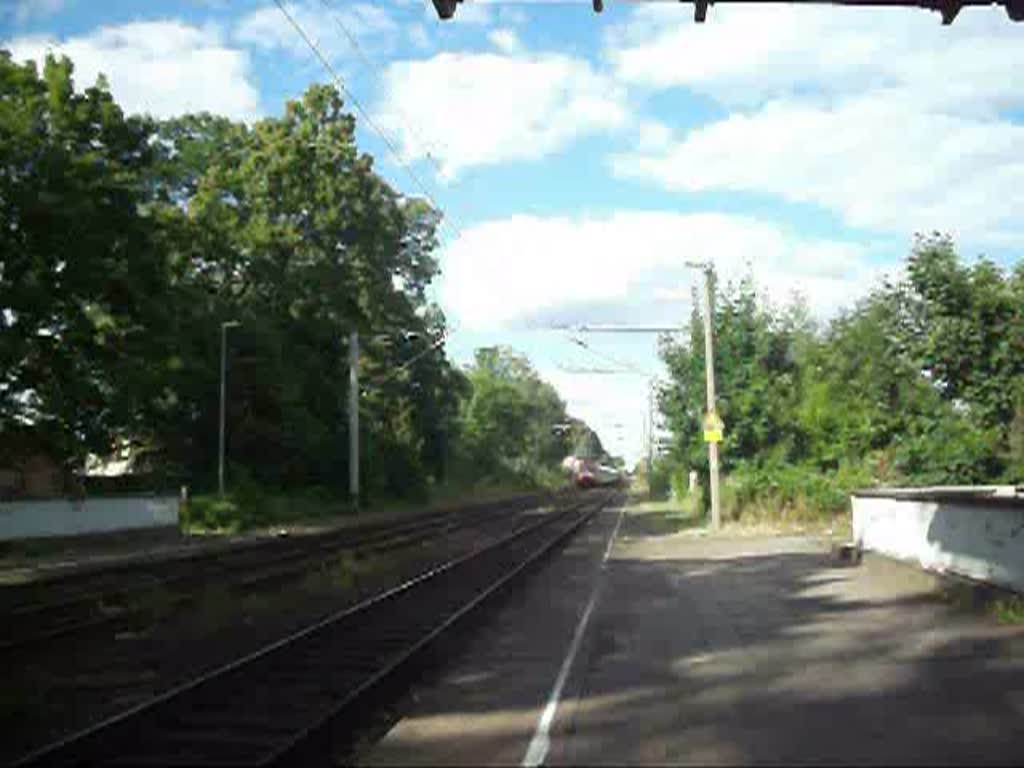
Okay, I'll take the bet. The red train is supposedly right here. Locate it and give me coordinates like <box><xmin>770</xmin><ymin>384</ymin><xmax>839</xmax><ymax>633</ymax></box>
<box><xmin>563</xmin><ymin>456</ymin><xmax>624</xmax><ymax>489</ymax></box>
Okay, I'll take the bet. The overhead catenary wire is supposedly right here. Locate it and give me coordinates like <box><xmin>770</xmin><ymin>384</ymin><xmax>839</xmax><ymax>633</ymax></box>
<box><xmin>272</xmin><ymin>0</ymin><xmax>466</xmax><ymax>350</ymax></box>
<box><xmin>567</xmin><ymin>334</ymin><xmax>655</xmax><ymax>378</ymax></box>
<box><xmin>271</xmin><ymin>0</ymin><xmax>467</xmax><ymax>246</ymax></box>
<box><xmin>363</xmin><ymin>332</ymin><xmax>450</xmax><ymax>390</ymax></box>
<box><xmin>318</xmin><ymin>0</ymin><xmax>450</xmax><ymax>179</ymax></box>
<box><xmin>315</xmin><ymin>0</ymin><xmax>473</xmax><ymax>342</ymax></box>
<box><xmin>563</xmin><ymin>333</ymin><xmax>668</xmax><ymax>464</ymax></box>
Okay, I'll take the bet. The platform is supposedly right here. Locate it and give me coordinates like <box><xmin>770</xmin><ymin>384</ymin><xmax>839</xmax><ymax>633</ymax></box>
<box><xmin>362</xmin><ymin>501</ymin><xmax>1024</xmax><ymax>765</ymax></box>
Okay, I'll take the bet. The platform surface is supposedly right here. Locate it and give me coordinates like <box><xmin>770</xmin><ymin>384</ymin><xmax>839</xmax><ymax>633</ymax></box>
<box><xmin>362</xmin><ymin>503</ymin><xmax>1024</xmax><ymax>766</ymax></box>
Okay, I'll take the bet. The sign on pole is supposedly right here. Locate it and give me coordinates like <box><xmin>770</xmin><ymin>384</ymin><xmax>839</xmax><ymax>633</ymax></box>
<box><xmin>702</xmin><ymin>410</ymin><xmax>724</xmax><ymax>443</ymax></box>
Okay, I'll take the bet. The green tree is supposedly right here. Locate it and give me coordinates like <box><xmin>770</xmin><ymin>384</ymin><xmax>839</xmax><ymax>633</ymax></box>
<box><xmin>657</xmin><ymin>237</ymin><xmax>1022</xmax><ymax>519</ymax></box>
<box><xmin>0</xmin><ymin>53</ymin><xmax>173</xmax><ymax>468</ymax></box>
<box><xmin>903</xmin><ymin>234</ymin><xmax>1024</xmax><ymax>434</ymax></box>
<box><xmin>148</xmin><ymin>85</ymin><xmax>453</xmax><ymax>495</ymax></box>
<box><xmin>659</xmin><ymin>274</ymin><xmax>804</xmax><ymax>475</ymax></box>
<box><xmin>456</xmin><ymin>347</ymin><xmax>590</xmax><ymax>484</ymax></box>
<box><xmin>1</xmin><ymin>52</ymin><xmax>465</xmax><ymax>504</ymax></box>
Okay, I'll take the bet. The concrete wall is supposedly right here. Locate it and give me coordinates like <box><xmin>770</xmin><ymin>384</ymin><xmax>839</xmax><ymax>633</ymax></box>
<box><xmin>0</xmin><ymin>496</ymin><xmax>179</xmax><ymax>541</ymax></box>
<box><xmin>852</xmin><ymin>487</ymin><xmax>1024</xmax><ymax>593</ymax></box>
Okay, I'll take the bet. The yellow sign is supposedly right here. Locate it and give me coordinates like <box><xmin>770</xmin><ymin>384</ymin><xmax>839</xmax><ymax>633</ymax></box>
<box><xmin>703</xmin><ymin>411</ymin><xmax>724</xmax><ymax>443</ymax></box>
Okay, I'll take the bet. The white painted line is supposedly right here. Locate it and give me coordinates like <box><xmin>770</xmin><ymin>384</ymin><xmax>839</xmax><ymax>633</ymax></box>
<box><xmin>602</xmin><ymin>509</ymin><xmax>622</xmax><ymax>562</ymax></box>
<box><xmin>521</xmin><ymin>504</ymin><xmax>624</xmax><ymax>767</ymax></box>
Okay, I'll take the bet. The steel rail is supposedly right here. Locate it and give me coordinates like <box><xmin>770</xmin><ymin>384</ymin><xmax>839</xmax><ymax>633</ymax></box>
<box><xmin>15</xmin><ymin>491</ymin><xmax>612</xmax><ymax>767</ymax></box>
<box><xmin>0</xmin><ymin>493</ymin><xmax>562</xmax><ymax>652</ymax></box>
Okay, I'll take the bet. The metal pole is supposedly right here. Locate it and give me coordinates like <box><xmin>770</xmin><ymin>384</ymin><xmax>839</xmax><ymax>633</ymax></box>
<box><xmin>349</xmin><ymin>331</ymin><xmax>360</xmax><ymax>507</ymax></box>
<box><xmin>217</xmin><ymin>322</ymin><xmax>239</xmax><ymax>496</ymax></box>
<box><xmin>700</xmin><ymin>266</ymin><xmax>722</xmax><ymax>530</ymax></box>
<box><xmin>647</xmin><ymin>380</ymin><xmax>654</xmax><ymax>497</ymax></box>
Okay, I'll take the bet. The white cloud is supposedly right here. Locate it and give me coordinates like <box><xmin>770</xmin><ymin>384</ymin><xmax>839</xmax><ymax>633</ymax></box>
<box><xmin>605</xmin><ymin>5</ymin><xmax>1024</xmax><ymax>245</ymax></box>
<box><xmin>487</xmin><ymin>27</ymin><xmax>523</xmax><ymax>55</ymax></box>
<box><xmin>611</xmin><ymin>98</ymin><xmax>1024</xmax><ymax>243</ymax></box>
<box><xmin>440</xmin><ymin>212</ymin><xmax>885</xmax><ymax>332</ymax></box>
<box><xmin>236</xmin><ymin>2</ymin><xmax>399</xmax><ymax>60</ymax></box>
<box><xmin>5</xmin><ymin>21</ymin><xmax>261</xmax><ymax>121</ymax></box>
<box><xmin>444</xmin><ymin>208</ymin><xmax>891</xmax><ymax>466</ymax></box>
<box><xmin>376</xmin><ymin>48</ymin><xmax>629</xmax><ymax>178</ymax></box>
<box><xmin>607</xmin><ymin>5</ymin><xmax>1023</xmax><ymax>115</ymax></box>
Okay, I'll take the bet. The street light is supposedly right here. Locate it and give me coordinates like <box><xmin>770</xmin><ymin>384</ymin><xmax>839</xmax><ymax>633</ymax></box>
<box><xmin>218</xmin><ymin>320</ymin><xmax>241</xmax><ymax>497</ymax></box>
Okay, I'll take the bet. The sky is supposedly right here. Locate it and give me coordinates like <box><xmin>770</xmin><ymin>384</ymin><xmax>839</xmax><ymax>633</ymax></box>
<box><xmin>3</xmin><ymin>0</ymin><xmax>1023</xmax><ymax>465</ymax></box>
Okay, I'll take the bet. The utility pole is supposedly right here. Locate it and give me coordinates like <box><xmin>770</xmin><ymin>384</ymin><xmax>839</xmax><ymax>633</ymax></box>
<box><xmin>218</xmin><ymin>320</ymin><xmax>240</xmax><ymax>497</ymax></box>
<box><xmin>687</xmin><ymin>261</ymin><xmax>721</xmax><ymax>530</ymax></box>
<box><xmin>347</xmin><ymin>330</ymin><xmax>443</xmax><ymax>510</ymax></box>
<box><xmin>646</xmin><ymin>381</ymin><xmax>655</xmax><ymax>493</ymax></box>
<box><xmin>349</xmin><ymin>331</ymin><xmax>359</xmax><ymax>508</ymax></box>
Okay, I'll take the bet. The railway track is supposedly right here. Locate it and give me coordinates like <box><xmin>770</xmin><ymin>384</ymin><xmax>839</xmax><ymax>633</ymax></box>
<box><xmin>16</xmin><ymin>490</ymin><xmax>613</xmax><ymax>767</ymax></box>
<box><xmin>0</xmin><ymin>492</ymin><xmax>563</xmax><ymax>653</ymax></box>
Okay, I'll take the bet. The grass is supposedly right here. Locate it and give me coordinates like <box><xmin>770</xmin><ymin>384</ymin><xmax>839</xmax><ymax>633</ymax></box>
<box><xmin>993</xmin><ymin>596</ymin><xmax>1024</xmax><ymax>625</ymax></box>
<box><xmin>634</xmin><ymin>482</ymin><xmax>852</xmax><ymax>540</ymax></box>
<box><xmin>720</xmin><ymin>507</ymin><xmax>852</xmax><ymax>539</ymax></box>
<box><xmin>628</xmin><ymin>497</ymin><xmax>705</xmax><ymax>535</ymax></box>
<box><xmin>936</xmin><ymin>578</ymin><xmax>1024</xmax><ymax>626</ymax></box>
<box><xmin>181</xmin><ymin>478</ymin><xmax>554</xmax><ymax>537</ymax></box>
<box><xmin>181</xmin><ymin>491</ymin><xmax>345</xmax><ymax>536</ymax></box>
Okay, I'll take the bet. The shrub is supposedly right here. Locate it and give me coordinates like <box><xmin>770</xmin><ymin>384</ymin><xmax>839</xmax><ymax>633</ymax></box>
<box><xmin>647</xmin><ymin>459</ymin><xmax>676</xmax><ymax>500</ymax></box>
<box><xmin>185</xmin><ymin>495</ymin><xmax>247</xmax><ymax>533</ymax></box>
<box><xmin>723</xmin><ymin>460</ymin><xmax>872</xmax><ymax>523</ymax></box>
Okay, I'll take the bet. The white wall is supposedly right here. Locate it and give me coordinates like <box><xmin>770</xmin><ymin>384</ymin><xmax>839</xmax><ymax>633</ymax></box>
<box><xmin>852</xmin><ymin>488</ymin><xmax>1024</xmax><ymax>593</ymax></box>
<box><xmin>0</xmin><ymin>496</ymin><xmax>179</xmax><ymax>541</ymax></box>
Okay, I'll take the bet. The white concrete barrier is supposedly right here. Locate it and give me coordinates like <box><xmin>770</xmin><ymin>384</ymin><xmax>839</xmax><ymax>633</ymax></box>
<box><xmin>852</xmin><ymin>486</ymin><xmax>1024</xmax><ymax>593</ymax></box>
<box><xmin>0</xmin><ymin>496</ymin><xmax>179</xmax><ymax>541</ymax></box>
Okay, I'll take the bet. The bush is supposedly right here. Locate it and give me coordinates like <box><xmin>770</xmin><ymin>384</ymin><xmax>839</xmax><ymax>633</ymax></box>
<box><xmin>647</xmin><ymin>460</ymin><xmax>675</xmax><ymax>500</ymax></box>
<box><xmin>248</xmin><ymin>487</ymin><xmax>346</xmax><ymax>527</ymax></box>
<box><xmin>185</xmin><ymin>495</ymin><xmax>248</xmax><ymax>533</ymax></box>
<box><xmin>184</xmin><ymin>463</ymin><xmax>351</xmax><ymax>534</ymax></box>
<box><xmin>892</xmin><ymin>418</ymin><xmax>1003</xmax><ymax>486</ymax></box>
<box><xmin>723</xmin><ymin>460</ymin><xmax>872</xmax><ymax>523</ymax></box>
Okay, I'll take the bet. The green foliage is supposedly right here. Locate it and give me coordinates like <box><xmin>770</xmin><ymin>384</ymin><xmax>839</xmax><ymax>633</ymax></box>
<box><xmin>0</xmin><ymin>50</ymin><xmax>594</xmax><ymax>524</ymax></box>
<box><xmin>646</xmin><ymin>459</ymin><xmax>676</xmax><ymax>500</ymax></box>
<box><xmin>1</xmin><ymin>53</ymin><xmax>174</xmax><ymax>466</ymax></box>
<box><xmin>144</xmin><ymin>85</ymin><xmax>460</xmax><ymax>497</ymax></box>
<box><xmin>658</xmin><ymin>235</ymin><xmax>1023</xmax><ymax>521</ymax></box>
<box><xmin>454</xmin><ymin>347</ymin><xmax>582</xmax><ymax>487</ymax></box>
<box><xmin>185</xmin><ymin>484</ymin><xmax>346</xmax><ymax>534</ymax></box>
<box><xmin>669</xmin><ymin>466</ymin><xmax>691</xmax><ymax>502</ymax></box>
<box><xmin>994</xmin><ymin>597</ymin><xmax>1024</xmax><ymax>625</ymax></box>
<box><xmin>185</xmin><ymin>495</ymin><xmax>246</xmax><ymax>534</ymax></box>
<box><xmin>0</xmin><ymin>52</ymin><xmax>478</xmax><ymax>508</ymax></box>
<box><xmin>722</xmin><ymin>461</ymin><xmax>872</xmax><ymax>523</ymax></box>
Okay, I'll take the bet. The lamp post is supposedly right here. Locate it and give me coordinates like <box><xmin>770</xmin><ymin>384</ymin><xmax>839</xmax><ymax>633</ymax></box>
<box><xmin>218</xmin><ymin>320</ymin><xmax>241</xmax><ymax>497</ymax></box>
<box><xmin>349</xmin><ymin>331</ymin><xmax>360</xmax><ymax>508</ymax></box>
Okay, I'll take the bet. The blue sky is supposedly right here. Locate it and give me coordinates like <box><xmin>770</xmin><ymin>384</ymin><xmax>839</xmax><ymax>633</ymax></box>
<box><xmin>4</xmin><ymin>0</ymin><xmax>1023</xmax><ymax>463</ymax></box>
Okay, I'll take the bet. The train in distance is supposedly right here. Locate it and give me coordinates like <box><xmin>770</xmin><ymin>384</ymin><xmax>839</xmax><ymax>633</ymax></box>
<box><xmin>562</xmin><ymin>455</ymin><xmax>627</xmax><ymax>489</ymax></box>
<box><xmin>431</xmin><ymin>0</ymin><xmax>1023</xmax><ymax>24</ymax></box>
